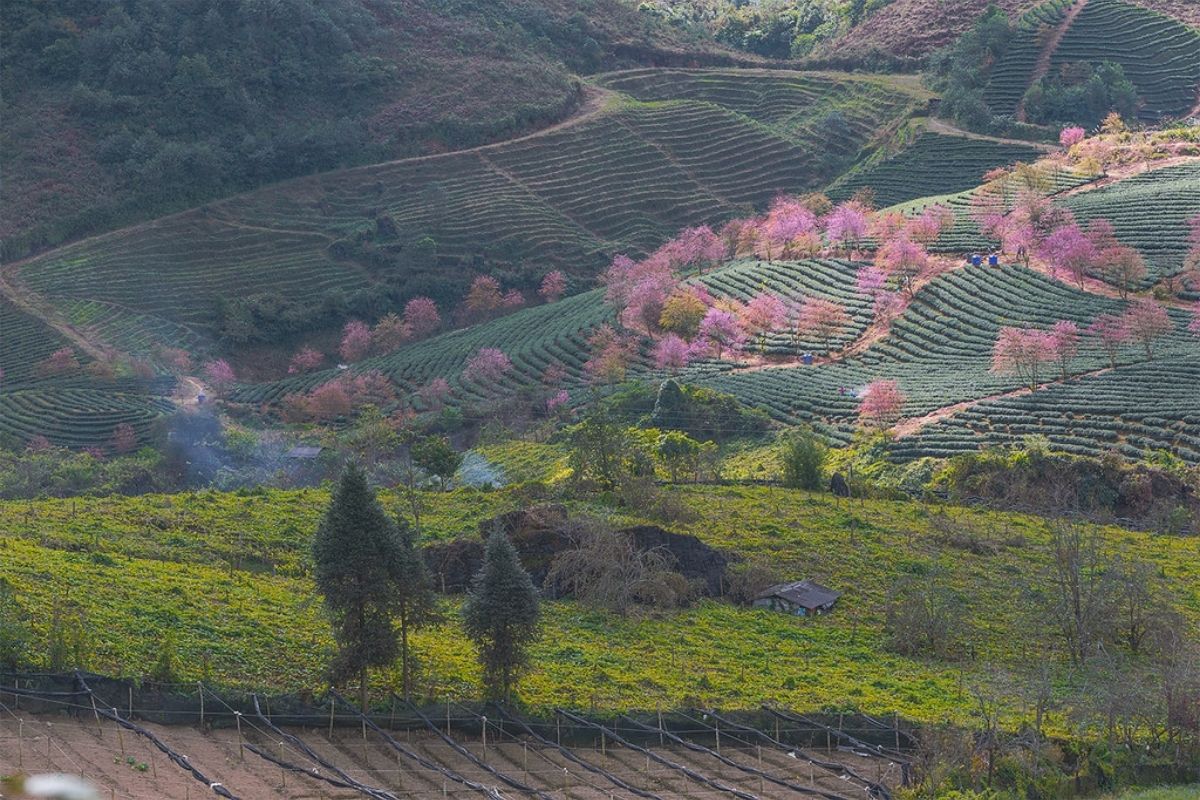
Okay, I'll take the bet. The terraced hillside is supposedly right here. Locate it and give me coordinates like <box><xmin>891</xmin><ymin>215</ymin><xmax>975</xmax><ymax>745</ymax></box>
<box><xmin>892</xmin><ymin>355</ymin><xmax>1200</xmax><ymax>461</ymax></box>
<box><xmin>10</xmin><ymin>69</ymin><xmax>928</xmax><ymax>348</ymax></box>
<box><xmin>982</xmin><ymin>0</ymin><xmax>1076</xmax><ymax>116</ymax></box>
<box><xmin>1049</xmin><ymin>0</ymin><xmax>1200</xmax><ymax>120</ymax></box>
<box><xmin>1060</xmin><ymin>161</ymin><xmax>1200</xmax><ymax>291</ymax></box>
<box><xmin>827</xmin><ymin>129</ymin><xmax>1046</xmax><ymax>207</ymax></box>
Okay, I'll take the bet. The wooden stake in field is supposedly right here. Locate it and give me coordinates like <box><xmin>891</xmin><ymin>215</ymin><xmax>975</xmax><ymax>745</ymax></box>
<box><xmin>235</xmin><ymin>711</ymin><xmax>244</xmax><ymax>762</ymax></box>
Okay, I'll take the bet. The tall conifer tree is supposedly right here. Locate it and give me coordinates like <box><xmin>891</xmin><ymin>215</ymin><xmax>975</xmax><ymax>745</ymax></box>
<box><xmin>462</xmin><ymin>529</ymin><xmax>540</xmax><ymax>702</ymax></box>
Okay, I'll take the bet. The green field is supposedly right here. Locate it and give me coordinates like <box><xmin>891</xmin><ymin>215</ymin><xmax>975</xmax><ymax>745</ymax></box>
<box><xmin>11</xmin><ymin>69</ymin><xmax>928</xmax><ymax>346</ymax></box>
<box><xmin>4</xmin><ymin>483</ymin><xmax>1199</xmax><ymax>729</ymax></box>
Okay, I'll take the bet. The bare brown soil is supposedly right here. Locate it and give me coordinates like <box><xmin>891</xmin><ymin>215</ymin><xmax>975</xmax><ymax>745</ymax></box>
<box><xmin>0</xmin><ymin>714</ymin><xmax>899</xmax><ymax>799</ymax></box>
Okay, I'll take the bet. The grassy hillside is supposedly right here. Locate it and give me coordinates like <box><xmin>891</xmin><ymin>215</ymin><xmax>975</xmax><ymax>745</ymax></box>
<box><xmin>3</xmin><ymin>483</ymin><xmax>1199</xmax><ymax>728</ymax></box>
<box><xmin>10</xmin><ymin>69</ymin><xmax>928</xmax><ymax>348</ymax></box>
<box><xmin>0</xmin><ymin>0</ymin><xmax>730</xmax><ymax>257</ymax></box>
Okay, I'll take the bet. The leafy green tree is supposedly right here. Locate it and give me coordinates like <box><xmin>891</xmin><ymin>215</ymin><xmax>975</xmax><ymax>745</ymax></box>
<box><xmin>392</xmin><ymin>518</ymin><xmax>437</xmax><ymax>700</ymax></box>
<box><xmin>462</xmin><ymin>530</ymin><xmax>540</xmax><ymax>702</ymax></box>
<box><xmin>656</xmin><ymin>430</ymin><xmax>707</xmax><ymax>483</ymax></box>
<box><xmin>313</xmin><ymin>463</ymin><xmax>413</xmax><ymax>709</ymax></box>
<box><xmin>412</xmin><ymin>435</ymin><xmax>462</xmax><ymax>490</ymax></box>
<box><xmin>0</xmin><ymin>580</ymin><xmax>32</xmax><ymax>671</ymax></box>
<box><xmin>566</xmin><ymin>407</ymin><xmax>637</xmax><ymax>489</ymax></box>
<box><xmin>150</xmin><ymin>631</ymin><xmax>180</xmax><ymax>683</ymax></box>
<box><xmin>781</xmin><ymin>427</ymin><xmax>827</xmax><ymax>490</ymax></box>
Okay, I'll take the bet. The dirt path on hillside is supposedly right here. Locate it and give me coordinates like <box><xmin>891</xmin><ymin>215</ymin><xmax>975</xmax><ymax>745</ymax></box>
<box><xmin>925</xmin><ymin>117</ymin><xmax>1057</xmax><ymax>152</ymax></box>
<box><xmin>0</xmin><ymin>268</ymin><xmax>114</xmax><ymax>362</ymax></box>
<box><xmin>1016</xmin><ymin>0</ymin><xmax>1089</xmax><ymax>122</ymax></box>
<box><xmin>891</xmin><ymin>365</ymin><xmax>1114</xmax><ymax>438</ymax></box>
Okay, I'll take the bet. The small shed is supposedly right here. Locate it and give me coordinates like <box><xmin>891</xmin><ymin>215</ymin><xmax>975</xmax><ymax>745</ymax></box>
<box><xmin>286</xmin><ymin>445</ymin><xmax>323</xmax><ymax>460</ymax></box>
<box><xmin>753</xmin><ymin>580</ymin><xmax>841</xmax><ymax>616</ymax></box>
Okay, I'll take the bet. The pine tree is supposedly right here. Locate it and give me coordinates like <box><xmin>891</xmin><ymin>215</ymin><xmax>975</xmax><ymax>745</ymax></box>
<box><xmin>462</xmin><ymin>529</ymin><xmax>540</xmax><ymax>702</ymax></box>
<box><xmin>394</xmin><ymin>516</ymin><xmax>436</xmax><ymax>700</ymax></box>
<box><xmin>313</xmin><ymin>463</ymin><xmax>412</xmax><ymax>710</ymax></box>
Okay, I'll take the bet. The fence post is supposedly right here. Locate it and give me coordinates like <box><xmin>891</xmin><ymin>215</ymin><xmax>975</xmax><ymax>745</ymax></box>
<box><xmin>198</xmin><ymin>682</ymin><xmax>204</xmax><ymax>729</ymax></box>
<box><xmin>235</xmin><ymin>711</ymin><xmax>244</xmax><ymax>762</ymax></box>
<box><xmin>329</xmin><ymin>696</ymin><xmax>335</xmax><ymax>738</ymax></box>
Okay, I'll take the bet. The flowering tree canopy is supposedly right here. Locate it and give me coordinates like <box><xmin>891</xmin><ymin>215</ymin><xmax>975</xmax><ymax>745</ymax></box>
<box><xmin>288</xmin><ymin>346</ymin><xmax>325</xmax><ymax>375</ymax></box>
<box><xmin>1087</xmin><ymin>313</ymin><xmax>1132</xmax><ymax>367</ymax></box>
<box><xmin>741</xmin><ymin>292</ymin><xmax>789</xmax><ymax>346</ymax></box>
<box><xmin>991</xmin><ymin>326</ymin><xmax>1055</xmax><ymax>389</ymax></box>
<box><xmin>1122</xmin><ymin>298</ymin><xmax>1174</xmax><ymax>359</ymax></box>
<box><xmin>796</xmin><ymin>297</ymin><xmax>851</xmax><ymax>353</ymax></box>
<box><xmin>203</xmin><ymin>359</ymin><xmax>236</xmax><ymax>394</ymax></box>
<box><xmin>1060</xmin><ymin>126</ymin><xmax>1086</xmax><ymax>147</ymax></box>
<box><xmin>465</xmin><ymin>275</ymin><xmax>504</xmax><ymax>315</ymax></box>
<box><xmin>824</xmin><ymin>201</ymin><xmax>870</xmax><ymax>251</ymax></box>
<box><xmin>653</xmin><ymin>334</ymin><xmax>690</xmax><ymax>372</ymax></box>
<box><xmin>371</xmin><ymin>313</ymin><xmax>412</xmax><ymax>354</ymax></box>
<box><xmin>584</xmin><ymin>325</ymin><xmax>635</xmax><ymax>384</ymax></box>
<box><xmin>403</xmin><ymin>296</ymin><xmax>441</xmax><ymax>338</ymax></box>
<box><xmin>875</xmin><ymin>235</ymin><xmax>929</xmax><ymax>296</ymax></box>
<box><xmin>859</xmin><ymin>379</ymin><xmax>906</xmax><ymax>428</ymax></box>
<box><xmin>39</xmin><ymin>347</ymin><xmax>80</xmax><ymax>377</ymax></box>
<box><xmin>696</xmin><ymin>307</ymin><xmax>746</xmax><ymax>359</ymax></box>
<box><xmin>463</xmin><ymin>347</ymin><xmax>512</xmax><ymax>384</ymax></box>
<box><xmin>539</xmin><ymin>270</ymin><xmax>567</xmax><ymax>303</ymax></box>
<box><xmin>1048</xmin><ymin>320</ymin><xmax>1080</xmax><ymax>380</ymax></box>
<box><xmin>339</xmin><ymin>320</ymin><xmax>372</xmax><ymax>362</ymax></box>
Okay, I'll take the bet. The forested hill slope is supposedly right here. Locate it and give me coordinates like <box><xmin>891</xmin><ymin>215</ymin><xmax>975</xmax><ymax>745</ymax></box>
<box><xmin>0</xmin><ymin>0</ymin><xmax>734</xmax><ymax>258</ymax></box>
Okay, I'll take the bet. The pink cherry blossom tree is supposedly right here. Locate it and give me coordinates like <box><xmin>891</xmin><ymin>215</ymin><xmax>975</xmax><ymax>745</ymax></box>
<box><xmin>1122</xmin><ymin>298</ymin><xmax>1174</xmax><ymax>360</ymax></box>
<box><xmin>288</xmin><ymin>346</ymin><xmax>325</xmax><ymax>375</ymax></box>
<box><xmin>203</xmin><ymin>359</ymin><xmax>236</xmax><ymax>395</ymax></box>
<box><xmin>463</xmin><ymin>347</ymin><xmax>512</xmax><ymax>384</ymax></box>
<box><xmin>1040</xmin><ymin>224</ymin><xmax>1098</xmax><ymax>288</ymax></box>
<box><xmin>1048</xmin><ymin>320</ymin><xmax>1080</xmax><ymax>380</ymax></box>
<box><xmin>906</xmin><ymin>204</ymin><xmax>954</xmax><ymax>245</ymax></box>
<box><xmin>653</xmin><ymin>334</ymin><xmax>690</xmax><ymax>372</ymax></box>
<box><xmin>1060</xmin><ymin>126</ymin><xmax>1086</xmax><ymax>147</ymax></box>
<box><xmin>741</xmin><ymin>292</ymin><xmax>789</xmax><ymax>352</ymax></box>
<box><xmin>417</xmin><ymin>377</ymin><xmax>452</xmax><ymax>410</ymax></box>
<box><xmin>1087</xmin><ymin>313</ymin><xmax>1132</xmax><ymax>368</ymax></box>
<box><xmin>539</xmin><ymin>270</ymin><xmax>567</xmax><ymax>303</ymax></box>
<box><xmin>696</xmin><ymin>307</ymin><xmax>746</xmax><ymax>359</ymax></box>
<box><xmin>875</xmin><ymin>235</ymin><xmax>929</xmax><ymax>297</ymax></box>
<box><xmin>759</xmin><ymin>197</ymin><xmax>819</xmax><ymax>261</ymax></box>
<box><xmin>546</xmin><ymin>389</ymin><xmax>570</xmax><ymax>415</ymax></box>
<box><xmin>403</xmin><ymin>296</ymin><xmax>441</xmax><ymax>339</ymax></box>
<box><xmin>339</xmin><ymin>320</ymin><xmax>373</xmax><ymax>362</ymax></box>
<box><xmin>39</xmin><ymin>347</ymin><xmax>80</xmax><ymax>377</ymax></box>
<box><xmin>671</xmin><ymin>225</ymin><xmax>728</xmax><ymax>272</ymax></box>
<box><xmin>796</xmin><ymin>298</ymin><xmax>851</xmax><ymax>354</ymax></box>
<box><xmin>824</xmin><ymin>201</ymin><xmax>870</xmax><ymax>255</ymax></box>
<box><xmin>991</xmin><ymin>327</ymin><xmax>1055</xmax><ymax>389</ymax></box>
<box><xmin>858</xmin><ymin>379</ymin><xmax>907</xmax><ymax>429</ymax></box>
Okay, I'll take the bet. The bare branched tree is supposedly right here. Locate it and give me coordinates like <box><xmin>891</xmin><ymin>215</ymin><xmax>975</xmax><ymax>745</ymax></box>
<box><xmin>1043</xmin><ymin>522</ymin><xmax>1115</xmax><ymax>665</ymax></box>
<box><xmin>546</xmin><ymin>517</ymin><xmax>696</xmax><ymax>615</ymax></box>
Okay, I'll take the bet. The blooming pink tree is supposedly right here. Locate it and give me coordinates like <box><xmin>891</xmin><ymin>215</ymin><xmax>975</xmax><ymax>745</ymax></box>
<box><xmin>39</xmin><ymin>347</ymin><xmax>80</xmax><ymax>377</ymax></box>
<box><xmin>859</xmin><ymin>379</ymin><xmax>907</xmax><ymax>429</ymax></box>
<box><xmin>417</xmin><ymin>377</ymin><xmax>452</xmax><ymax>410</ymax></box>
<box><xmin>1048</xmin><ymin>320</ymin><xmax>1081</xmax><ymax>380</ymax></box>
<box><xmin>796</xmin><ymin>298</ymin><xmax>851</xmax><ymax>353</ymax></box>
<box><xmin>696</xmin><ymin>307</ymin><xmax>746</xmax><ymax>359</ymax></box>
<box><xmin>991</xmin><ymin>327</ymin><xmax>1055</xmax><ymax>389</ymax></box>
<box><xmin>288</xmin><ymin>346</ymin><xmax>325</xmax><ymax>375</ymax></box>
<box><xmin>1122</xmin><ymin>298</ymin><xmax>1174</xmax><ymax>360</ymax></box>
<box><xmin>546</xmin><ymin>389</ymin><xmax>570</xmax><ymax>415</ymax></box>
<box><xmin>906</xmin><ymin>205</ymin><xmax>954</xmax><ymax>245</ymax></box>
<box><xmin>824</xmin><ymin>202</ymin><xmax>870</xmax><ymax>254</ymax></box>
<box><xmin>670</xmin><ymin>225</ymin><xmax>727</xmax><ymax>272</ymax></box>
<box><xmin>462</xmin><ymin>347</ymin><xmax>512</xmax><ymax>384</ymax></box>
<box><xmin>759</xmin><ymin>197</ymin><xmax>818</xmax><ymax>261</ymax></box>
<box><xmin>1040</xmin><ymin>224</ymin><xmax>1098</xmax><ymax>288</ymax></box>
<box><xmin>26</xmin><ymin>434</ymin><xmax>53</xmax><ymax>452</ymax></box>
<box><xmin>539</xmin><ymin>270</ymin><xmax>567</xmax><ymax>303</ymax></box>
<box><xmin>1097</xmin><ymin>244</ymin><xmax>1147</xmax><ymax>300</ymax></box>
<box><xmin>339</xmin><ymin>320</ymin><xmax>373</xmax><ymax>362</ymax></box>
<box><xmin>306</xmin><ymin>380</ymin><xmax>354</xmax><ymax>421</ymax></box>
<box><xmin>875</xmin><ymin>235</ymin><xmax>929</xmax><ymax>297</ymax></box>
<box><xmin>741</xmin><ymin>292</ymin><xmax>789</xmax><ymax>352</ymax></box>
<box><xmin>1060</xmin><ymin>126</ymin><xmax>1086</xmax><ymax>147</ymax></box>
<box><xmin>857</xmin><ymin>265</ymin><xmax>888</xmax><ymax>296</ymax></box>
<box><xmin>1088</xmin><ymin>313</ymin><xmax>1132</xmax><ymax>367</ymax></box>
<box><xmin>653</xmin><ymin>334</ymin><xmax>690</xmax><ymax>372</ymax></box>
<box><xmin>159</xmin><ymin>347</ymin><xmax>193</xmax><ymax>374</ymax></box>
<box><xmin>203</xmin><ymin>359</ymin><xmax>236</xmax><ymax>395</ymax></box>
<box><xmin>403</xmin><ymin>296</ymin><xmax>441</xmax><ymax>339</ymax></box>
<box><xmin>602</xmin><ymin>252</ymin><xmax>676</xmax><ymax>332</ymax></box>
